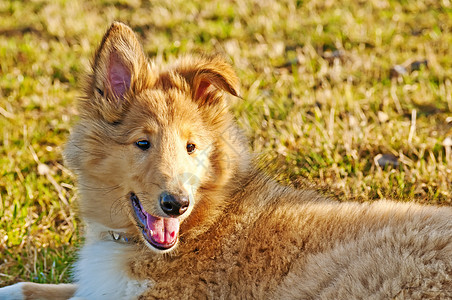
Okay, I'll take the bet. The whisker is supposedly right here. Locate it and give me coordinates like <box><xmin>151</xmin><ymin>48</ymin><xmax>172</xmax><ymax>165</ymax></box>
<box><xmin>110</xmin><ymin>192</ymin><xmax>130</xmax><ymax>223</ymax></box>
<box><xmin>78</xmin><ymin>183</ymin><xmax>122</xmax><ymax>193</ymax></box>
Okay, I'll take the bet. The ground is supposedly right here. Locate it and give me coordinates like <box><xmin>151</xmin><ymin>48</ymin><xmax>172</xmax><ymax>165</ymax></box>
<box><xmin>0</xmin><ymin>0</ymin><xmax>451</xmax><ymax>286</ymax></box>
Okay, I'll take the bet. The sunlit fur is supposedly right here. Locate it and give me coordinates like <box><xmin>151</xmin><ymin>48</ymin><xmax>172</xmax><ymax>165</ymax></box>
<box><xmin>1</xmin><ymin>22</ymin><xmax>451</xmax><ymax>300</ymax></box>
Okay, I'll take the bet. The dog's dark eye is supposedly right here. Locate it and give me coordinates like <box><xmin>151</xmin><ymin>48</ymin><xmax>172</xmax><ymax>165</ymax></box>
<box><xmin>186</xmin><ymin>143</ymin><xmax>196</xmax><ymax>154</ymax></box>
<box><xmin>136</xmin><ymin>140</ymin><xmax>151</xmax><ymax>151</ymax></box>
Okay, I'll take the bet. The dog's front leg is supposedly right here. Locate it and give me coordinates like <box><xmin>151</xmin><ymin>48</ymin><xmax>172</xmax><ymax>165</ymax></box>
<box><xmin>0</xmin><ymin>282</ymin><xmax>77</xmax><ymax>300</ymax></box>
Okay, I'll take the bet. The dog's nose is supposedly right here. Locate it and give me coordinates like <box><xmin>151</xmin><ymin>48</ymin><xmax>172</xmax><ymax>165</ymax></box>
<box><xmin>159</xmin><ymin>192</ymin><xmax>189</xmax><ymax>216</ymax></box>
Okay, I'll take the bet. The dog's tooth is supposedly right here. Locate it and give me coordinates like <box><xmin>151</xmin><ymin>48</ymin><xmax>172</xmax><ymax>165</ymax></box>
<box><xmin>112</xmin><ymin>232</ymin><xmax>120</xmax><ymax>240</ymax></box>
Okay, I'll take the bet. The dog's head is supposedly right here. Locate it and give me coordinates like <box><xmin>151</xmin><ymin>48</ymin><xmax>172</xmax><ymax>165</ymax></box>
<box><xmin>65</xmin><ymin>22</ymin><xmax>249</xmax><ymax>253</ymax></box>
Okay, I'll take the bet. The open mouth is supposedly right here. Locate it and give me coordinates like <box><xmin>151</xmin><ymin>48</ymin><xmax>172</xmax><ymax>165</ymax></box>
<box><xmin>130</xmin><ymin>193</ymin><xmax>179</xmax><ymax>251</ymax></box>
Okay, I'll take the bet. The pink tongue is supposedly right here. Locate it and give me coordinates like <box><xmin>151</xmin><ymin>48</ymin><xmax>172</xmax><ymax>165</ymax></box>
<box><xmin>145</xmin><ymin>212</ymin><xmax>179</xmax><ymax>245</ymax></box>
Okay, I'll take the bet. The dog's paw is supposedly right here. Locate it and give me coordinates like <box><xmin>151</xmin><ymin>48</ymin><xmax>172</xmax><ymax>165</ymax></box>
<box><xmin>0</xmin><ymin>282</ymin><xmax>25</xmax><ymax>300</ymax></box>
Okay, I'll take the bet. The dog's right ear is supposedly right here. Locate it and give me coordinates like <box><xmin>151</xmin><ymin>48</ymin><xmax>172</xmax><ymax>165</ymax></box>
<box><xmin>83</xmin><ymin>22</ymin><xmax>153</xmax><ymax>121</ymax></box>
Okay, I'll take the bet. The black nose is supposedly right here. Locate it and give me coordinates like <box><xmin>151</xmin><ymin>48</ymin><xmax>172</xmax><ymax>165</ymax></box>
<box><xmin>159</xmin><ymin>192</ymin><xmax>189</xmax><ymax>216</ymax></box>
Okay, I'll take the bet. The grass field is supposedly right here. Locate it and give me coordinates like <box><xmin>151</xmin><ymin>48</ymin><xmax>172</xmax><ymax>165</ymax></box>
<box><xmin>1</xmin><ymin>0</ymin><xmax>451</xmax><ymax>286</ymax></box>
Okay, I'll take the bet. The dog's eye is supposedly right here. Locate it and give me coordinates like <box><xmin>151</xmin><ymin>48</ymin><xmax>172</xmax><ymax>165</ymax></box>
<box><xmin>186</xmin><ymin>143</ymin><xmax>196</xmax><ymax>154</ymax></box>
<box><xmin>136</xmin><ymin>140</ymin><xmax>151</xmax><ymax>151</ymax></box>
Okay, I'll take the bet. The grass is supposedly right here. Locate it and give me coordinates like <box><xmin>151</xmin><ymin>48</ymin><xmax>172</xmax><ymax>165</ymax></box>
<box><xmin>1</xmin><ymin>0</ymin><xmax>451</xmax><ymax>286</ymax></box>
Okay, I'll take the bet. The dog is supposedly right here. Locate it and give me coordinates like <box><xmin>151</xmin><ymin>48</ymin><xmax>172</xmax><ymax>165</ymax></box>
<box><xmin>1</xmin><ymin>22</ymin><xmax>451</xmax><ymax>300</ymax></box>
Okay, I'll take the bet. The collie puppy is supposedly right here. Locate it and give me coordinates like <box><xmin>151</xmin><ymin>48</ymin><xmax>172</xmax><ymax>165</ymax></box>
<box><xmin>1</xmin><ymin>22</ymin><xmax>451</xmax><ymax>300</ymax></box>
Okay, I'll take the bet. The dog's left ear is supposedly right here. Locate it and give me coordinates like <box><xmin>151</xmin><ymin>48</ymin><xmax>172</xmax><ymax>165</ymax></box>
<box><xmin>179</xmin><ymin>56</ymin><xmax>240</xmax><ymax>105</ymax></box>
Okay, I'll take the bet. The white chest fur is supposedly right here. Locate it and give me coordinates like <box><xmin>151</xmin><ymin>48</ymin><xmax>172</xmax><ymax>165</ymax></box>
<box><xmin>71</xmin><ymin>237</ymin><xmax>150</xmax><ymax>300</ymax></box>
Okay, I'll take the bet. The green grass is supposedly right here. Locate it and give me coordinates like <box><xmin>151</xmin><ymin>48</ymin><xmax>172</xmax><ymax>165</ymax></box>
<box><xmin>1</xmin><ymin>0</ymin><xmax>451</xmax><ymax>286</ymax></box>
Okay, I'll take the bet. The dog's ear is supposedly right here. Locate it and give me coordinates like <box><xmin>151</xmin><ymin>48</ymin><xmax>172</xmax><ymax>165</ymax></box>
<box><xmin>89</xmin><ymin>22</ymin><xmax>152</xmax><ymax>105</ymax></box>
<box><xmin>179</xmin><ymin>56</ymin><xmax>240</xmax><ymax>105</ymax></box>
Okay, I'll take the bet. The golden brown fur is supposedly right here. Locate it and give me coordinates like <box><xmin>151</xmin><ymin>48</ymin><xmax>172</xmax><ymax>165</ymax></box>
<box><xmin>130</xmin><ymin>178</ymin><xmax>452</xmax><ymax>299</ymax></box>
<box><xmin>1</xmin><ymin>22</ymin><xmax>451</xmax><ymax>300</ymax></box>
